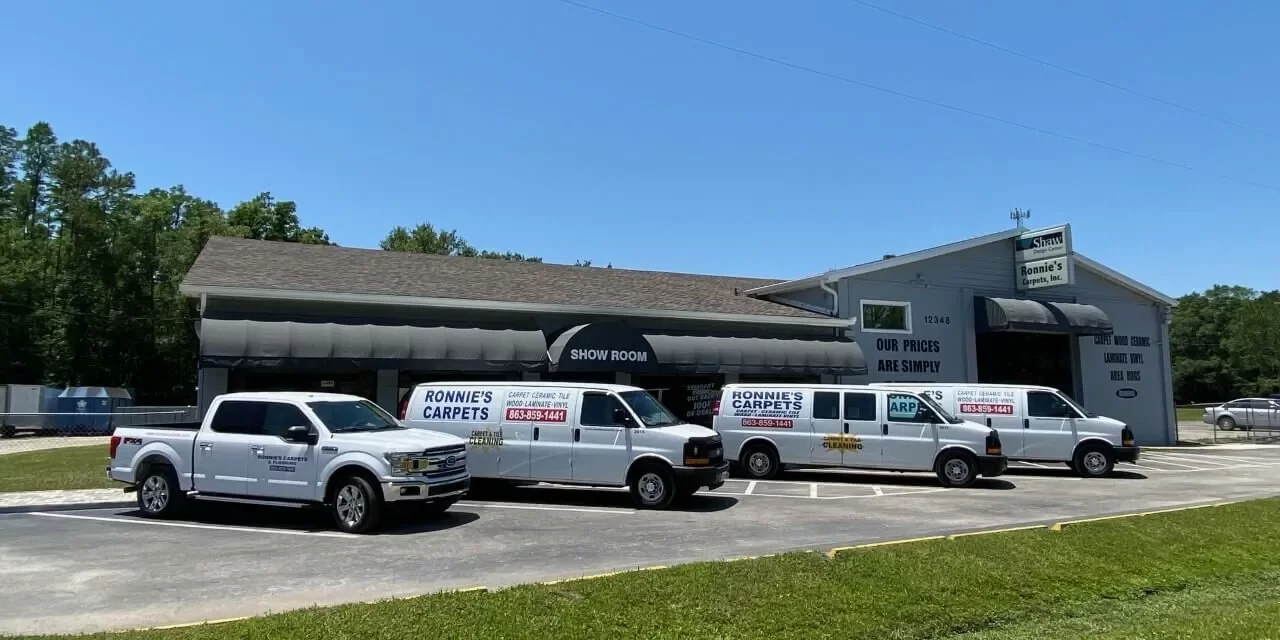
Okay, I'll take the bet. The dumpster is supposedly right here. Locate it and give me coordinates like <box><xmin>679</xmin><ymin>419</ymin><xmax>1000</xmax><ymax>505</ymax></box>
<box><xmin>55</xmin><ymin>387</ymin><xmax>134</xmax><ymax>435</ymax></box>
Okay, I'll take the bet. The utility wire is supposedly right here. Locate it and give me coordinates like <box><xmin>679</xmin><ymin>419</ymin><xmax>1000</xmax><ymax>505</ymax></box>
<box><xmin>848</xmin><ymin>0</ymin><xmax>1280</xmax><ymax>141</ymax></box>
<box><xmin>553</xmin><ymin>0</ymin><xmax>1280</xmax><ymax>195</ymax></box>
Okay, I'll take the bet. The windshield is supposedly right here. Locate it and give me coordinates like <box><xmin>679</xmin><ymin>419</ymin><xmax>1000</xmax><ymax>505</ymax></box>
<box><xmin>1057</xmin><ymin>393</ymin><xmax>1096</xmax><ymax>418</ymax></box>
<box><xmin>308</xmin><ymin>400</ymin><xmax>406</xmax><ymax>433</ymax></box>
<box><xmin>619</xmin><ymin>390</ymin><xmax>683</xmax><ymax>427</ymax></box>
<box><xmin>916</xmin><ymin>393</ymin><xmax>962</xmax><ymax>424</ymax></box>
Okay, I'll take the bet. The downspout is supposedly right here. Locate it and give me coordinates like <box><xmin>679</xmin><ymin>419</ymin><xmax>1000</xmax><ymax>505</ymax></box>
<box><xmin>819</xmin><ymin>278</ymin><xmax>839</xmax><ymax>317</ymax></box>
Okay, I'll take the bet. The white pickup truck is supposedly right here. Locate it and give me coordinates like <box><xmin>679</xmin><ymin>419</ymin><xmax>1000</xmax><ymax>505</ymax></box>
<box><xmin>107</xmin><ymin>392</ymin><xmax>470</xmax><ymax>533</ymax></box>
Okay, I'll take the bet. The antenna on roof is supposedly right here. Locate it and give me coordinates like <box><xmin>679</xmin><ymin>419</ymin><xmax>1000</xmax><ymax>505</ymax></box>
<box><xmin>1010</xmin><ymin>208</ymin><xmax>1031</xmax><ymax>229</ymax></box>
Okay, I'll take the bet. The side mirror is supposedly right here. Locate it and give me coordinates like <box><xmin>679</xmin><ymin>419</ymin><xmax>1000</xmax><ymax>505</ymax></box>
<box><xmin>612</xmin><ymin>407</ymin><xmax>634</xmax><ymax>427</ymax></box>
<box><xmin>286</xmin><ymin>425</ymin><xmax>317</xmax><ymax>444</ymax></box>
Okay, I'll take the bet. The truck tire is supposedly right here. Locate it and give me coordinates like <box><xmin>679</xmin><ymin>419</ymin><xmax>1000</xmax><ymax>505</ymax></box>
<box><xmin>136</xmin><ymin>465</ymin><xmax>185</xmax><ymax>519</ymax></box>
<box><xmin>740</xmin><ymin>442</ymin><xmax>781</xmax><ymax>480</ymax></box>
<box><xmin>329</xmin><ymin>475</ymin><xmax>383</xmax><ymax>534</ymax></box>
<box><xmin>935</xmin><ymin>450</ymin><xmax>979</xmax><ymax>488</ymax></box>
<box><xmin>1073</xmin><ymin>443</ymin><xmax>1115</xmax><ymax>478</ymax></box>
<box><xmin>0</xmin><ymin>425</ymin><xmax>15</xmax><ymax>438</ymax></box>
<box><xmin>629</xmin><ymin>462</ymin><xmax>676</xmax><ymax>509</ymax></box>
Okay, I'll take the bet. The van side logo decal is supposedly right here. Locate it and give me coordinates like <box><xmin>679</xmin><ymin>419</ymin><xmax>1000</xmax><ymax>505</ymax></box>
<box><xmin>1116</xmin><ymin>388</ymin><xmax>1138</xmax><ymax>399</ymax></box>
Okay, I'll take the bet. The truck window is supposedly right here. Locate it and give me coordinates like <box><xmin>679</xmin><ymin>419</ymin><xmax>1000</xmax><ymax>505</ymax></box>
<box><xmin>1027</xmin><ymin>391</ymin><xmax>1078</xmax><ymax>419</ymax></box>
<box><xmin>887</xmin><ymin>393</ymin><xmax>931</xmax><ymax>423</ymax></box>
<box><xmin>308</xmin><ymin>400</ymin><xmax>402</xmax><ymax>433</ymax></box>
<box><xmin>842</xmin><ymin>393</ymin><xmax>876</xmax><ymax>421</ymax></box>
<box><xmin>618</xmin><ymin>390</ymin><xmax>681</xmax><ymax>427</ymax></box>
<box><xmin>210</xmin><ymin>401</ymin><xmax>266</xmax><ymax>435</ymax></box>
<box><xmin>261</xmin><ymin>403</ymin><xmax>311</xmax><ymax>438</ymax></box>
<box><xmin>581</xmin><ymin>392</ymin><xmax>625</xmax><ymax>427</ymax></box>
<box><xmin>813</xmin><ymin>392</ymin><xmax>840</xmax><ymax>420</ymax></box>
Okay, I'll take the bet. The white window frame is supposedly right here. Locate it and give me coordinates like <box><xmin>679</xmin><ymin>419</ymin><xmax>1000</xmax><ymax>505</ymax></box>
<box><xmin>859</xmin><ymin>299</ymin><xmax>913</xmax><ymax>334</ymax></box>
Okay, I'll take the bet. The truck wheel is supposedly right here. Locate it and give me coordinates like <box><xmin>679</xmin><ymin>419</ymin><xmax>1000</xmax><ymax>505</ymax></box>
<box><xmin>0</xmin><ymin>425</ymin><xmax>15</xmax><ymax>438</ymax></box>
<box><xmin>330</xmin><ymin>475</ymin><xmax>383</xmax><ymax>534</ymax></box>
<box><xmin>935</xmin><ymin>450</ymin><xmax>978</xmax><ymax>488</ymax></box>
<box><xmin>1217</xmin><ymin>416</ymin><xmax>1236</xmax><ymax>431</ymax></box>
<box><xmin>137</xmin><ymin>465</ymin><xmax>184</xmax><ymax>518</ymax></box>
<box><xmin>422</xmin><ymin>498</ymin><xmax>458</xmax><ymax>517</ymax></box>
<box><xmin>1073</xmin><ymin>444</ymin><xmax>1115</xmax><ymax>478</ymax></box>
<box><xmin>629</xmin><ymin>463</ymin><xmax>676</xmax><ymax>509</ymax></box>
<box><xmin>740</xmin><ymin>442</ymin><xmax>781</xmax><ymax>480</ymax></box>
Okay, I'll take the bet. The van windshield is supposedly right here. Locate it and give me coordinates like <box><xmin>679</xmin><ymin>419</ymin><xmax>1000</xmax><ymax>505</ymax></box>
<box><xmin>308</xmin><ymin>400</ymin><xmax>406</xmax><ymax>433</ymax></box>
<box><xmin>619</xmin><ymin>390</ymin><xmax>683</xmax><ymax>427</ymax></box>
<box><xmin>1057</xmin><ymin>393</ymin><xmax>1096</xmax><ymax>418</ymax></box>
<box><xmin>917</xmin><ymin>393</ymin><xmax>962</xmax><ymax>424</ymax></box>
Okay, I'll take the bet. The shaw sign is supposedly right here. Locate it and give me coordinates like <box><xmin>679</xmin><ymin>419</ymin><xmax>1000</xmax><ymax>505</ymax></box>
<box><xmin>1015</xmin><ymin>224</ymin><xmax>1075</xmax><ymax>291</ymax></box>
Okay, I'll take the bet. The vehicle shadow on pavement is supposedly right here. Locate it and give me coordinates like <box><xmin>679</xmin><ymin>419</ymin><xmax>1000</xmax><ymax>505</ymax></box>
<box><xmin>781</xmin><ymin>470</ymin><xmax>1017</xmax><ymax>491</ymax></box>
<box><xmin>467</xmin><ymin>485</ymin><xmax>739</xmax><ymax>513</ymax></box>
<box><xmin>105</xmin><ymin>503</ymin><xmax>478</xmax><ymax>535</ymax></box>
<box><xmin>1003</xmin><ymin>468</ymin><xmax>1148</xmax><ymax>480</ymax></box>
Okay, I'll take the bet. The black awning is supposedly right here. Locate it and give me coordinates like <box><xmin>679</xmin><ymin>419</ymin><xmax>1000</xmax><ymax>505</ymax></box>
<box><xmin>198</xmin><ymin>319</ymin><xmax>547</xmax><ymax>370</ymax></box>
<box><xmin>974</xmin><ymin>297</ymin><xmax>1113</xmax><ymax>335</ymax></box>
<box><xmin>546</xmin><ymin>322</ymin><xmax>868</xmax><ymax>375</ymax></box>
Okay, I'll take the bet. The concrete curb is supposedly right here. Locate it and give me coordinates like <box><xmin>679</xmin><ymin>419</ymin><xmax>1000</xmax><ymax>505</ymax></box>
<box><xmin>0</xmin><ymin>500</ymin><xmax>134</xmax><ymax>515</ymax></box>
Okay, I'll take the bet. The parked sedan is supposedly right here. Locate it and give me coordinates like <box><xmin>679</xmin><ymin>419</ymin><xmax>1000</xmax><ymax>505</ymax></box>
<box><xmin>1203</xmin><ymin>398</ymin><xmax>1280</xmax><ymax>431</ymax></box>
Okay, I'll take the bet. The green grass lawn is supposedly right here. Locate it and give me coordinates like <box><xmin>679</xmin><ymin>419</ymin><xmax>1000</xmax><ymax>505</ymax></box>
<box><xmin>17</xmin><ymin>497</ymin><xmax>1280</xmax><ymax>639</ymax></box>
<box><xmin>0</xmin><ymin>445</ymin><xmax>115</xmax><ymax>493</ymax></box>
<box><xmin>1176</xmin><ymin>406</ymin><xmax>1207</xmax><ymax>422</ymax></box>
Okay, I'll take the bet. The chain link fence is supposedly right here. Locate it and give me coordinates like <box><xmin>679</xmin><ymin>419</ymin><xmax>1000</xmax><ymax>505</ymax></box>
<box><xmin>0</xmin><ymin>407</ymin><xmax>199</xmax><ymax>455</ymax></box>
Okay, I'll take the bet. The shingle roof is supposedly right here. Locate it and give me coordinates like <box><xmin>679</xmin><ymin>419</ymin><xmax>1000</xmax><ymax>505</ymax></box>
<box><xmin>182</xmin><ymin>237</ymin><xmax>829</xmax><ymax>320</ymax></box>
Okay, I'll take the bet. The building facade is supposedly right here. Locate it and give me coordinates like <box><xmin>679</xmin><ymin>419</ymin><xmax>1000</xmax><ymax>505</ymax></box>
<box><xmin>182</xmin><ymin>224</ymin><xmax>1177</xmax><ymax>444</ymax></box>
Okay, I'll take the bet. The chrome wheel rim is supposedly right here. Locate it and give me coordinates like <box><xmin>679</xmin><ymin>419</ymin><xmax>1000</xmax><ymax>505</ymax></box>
<box><xmin>747</xmin><ymin>452</ymin><xmax>771</xmax><ymax>476</ymax></box>
<box><xmin>638</xmin><ymin>472</ymin><xmax>666</xmax><ymax>504</ymax></box>
<box><xmin>140</xmin><ymin>474</ymin><xmax>169</xmax><ymax>512</ymax></box>
<box><xmin>1218</xmin><ymin>418</ymin><xmax>1233</xmax><ymax>430</ymax></box>
<box><xmin>1083</xmin><ymin>451</ymin><xmax>1108</xmax><ymax>475</ymax></box>
<box><xmin>944</xmin><ymin>459</ymin><xmax>970</xmax><ymax>483</ymax></box>
<box><xmin>335</xmin><ymin>485</ymin><xmax>366</xmax><ymax>527</ymax></box>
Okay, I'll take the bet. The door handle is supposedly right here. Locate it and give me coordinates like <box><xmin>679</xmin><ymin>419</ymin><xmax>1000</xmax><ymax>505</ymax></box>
<box><xmin>250</xmin><ymin>445</ymin><xmax>264</xmax><ymax>452</ymax></box>
<box><xmin>1023</xmin><ymin>418</ymin><xmax>1030</xmax><ymax>429</ymax></box>
<box><xmin>574</xmin><ymin>428</ymin><xmax>581</xmax><ymax>442</ymax></box>
<box><xmin>843</xmin><ymin>423</ymin><xmax>849</xmax><ymax>434</ymax></box>
<box><xmin>533</xmin><ymin>427</ymin><xmax>540</xmax><ymax>441</ymax></box>
<box><xmin>985</xmin><ymin>417</ymin><xmax>992</xmax><ymax>428</ymax></box>
<box><xmin>199</xmin><ymin>442</ymin><xmax>213</xmax><ymax>450</ymax></box>
<box><xmin>881</xmin><ymin>423</ymin><xmax>888</xmax><ymax>436</ymax></box>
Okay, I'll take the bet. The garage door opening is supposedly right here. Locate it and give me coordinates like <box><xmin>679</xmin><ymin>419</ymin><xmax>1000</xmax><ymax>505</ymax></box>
<box><xmin>976</xmin><ymin>332</ymin><xmax>1078</xmax><ymax>399</ymax></box>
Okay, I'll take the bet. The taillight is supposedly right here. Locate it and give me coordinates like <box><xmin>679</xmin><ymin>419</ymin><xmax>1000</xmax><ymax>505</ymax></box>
<box><xmin>1121</xmin><ymin>426</ymin><xmax>1135</xmax><ymax>447</ymax></box>
<box><xmin>398</xmin><ymin>395</ymin><xmax>409</xmax><ymax>420</ymax></box>
<box><xmin>109</xmin><ymin>436</ymin><xmax>121</xmax><ymax>459</ymax></box>
<box><xmin>712</xmin><ymin>400</ymin><xmax>720</xmax><ymax>416</ymax></box>
<box><xmin>985</xmin><ymin>430</ymin><xmax>1002</xmax><ymax>456</ymax></box>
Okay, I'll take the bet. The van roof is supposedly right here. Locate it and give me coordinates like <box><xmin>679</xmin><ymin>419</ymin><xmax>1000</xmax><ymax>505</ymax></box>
<box><xmin>415</xmin><ymin>381</ymin><xmax>643</xmax><ymax>393</ymax></box>
<box><xmin>867</xmin><ymin>382</ymin><xmax>1060</xmax><ymax>392</ymax></box>
<box><xmin>721</xmin><ymin>383</ymin><xmax>896</xmax><ymax>391</ymax></box>
<box><xmin>216</xmin><ymin>391</ymin><xmax>367</xmax><ymax>402</ymax></box>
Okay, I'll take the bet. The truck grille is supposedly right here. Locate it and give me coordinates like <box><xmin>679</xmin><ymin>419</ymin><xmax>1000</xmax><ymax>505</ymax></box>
<box><xmin>406</xmin><ymin>444</ymin><xmax>467</xmax><ymax>478</ymax></box>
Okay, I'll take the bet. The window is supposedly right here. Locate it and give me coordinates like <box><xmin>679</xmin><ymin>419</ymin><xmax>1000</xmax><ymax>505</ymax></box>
<box><xmin>308</xmin><ymin>400</ymin><xmax>401</xmax><ymax>433</ymax></box>
<box><xmin>1027</xmin><ymin>391</ymin><xmax>1079</xmax><ymax>419</ymax></box>
<box><xmin>1249</xmin><ymin>399</ymin><xmax>1274</xmax><ymax>410</ymax></box>
<box><xmin>1226</xmin><ymin>400</ymin><xmax>1250</xmax><ymax>409</ymax></box>
<box><xmin>860</xmin><ymin>300</ymin><xmax>912</xmax><ymax>333</ymax></box>
<box><xmin>813</xmin><ymin>392</ymin><xmax>840</xmax><ymax>420</ymax></box>
<box><xmin>261</xmin><ymin>403</ymin><xmax>311</xmax><ymax>439</ymax></box>
<box><xmin>619</xmin><ymin>390</ymin><xmax>682</xmax><ymax>427</ymax></box>
<box><xmin>887</xmin><ymin>393</ymin><xmax>931</xmax><ymax>423</ymax></box>
<box><xmin>843</xmin><ymin>393</ymin><xmax>877</xmax><ymax>421</ymax></box>
<box><xmin>581</xmin><ymin>392</ymin><xmax>626</xmax><ymax>427</ymax></box>
<box><xmin>210</xmin><ymin>401</ymin><xmax>266</xmax><ymax>435</ymax></box>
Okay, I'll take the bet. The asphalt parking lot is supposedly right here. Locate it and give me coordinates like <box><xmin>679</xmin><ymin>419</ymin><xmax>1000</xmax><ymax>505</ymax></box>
<box><xmin>4</xmin><ymin>446</ymin><xmax>1280</xmax><ymax>635</ymax></box>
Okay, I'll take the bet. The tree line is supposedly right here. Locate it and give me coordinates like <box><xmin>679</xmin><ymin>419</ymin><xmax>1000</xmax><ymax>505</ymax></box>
<box><xmin>1170</xmin><ymin>285</ymin><xmax>1280</xmax><ymax>404</ymax></box>
<box><xmin>0</xmin><ymin>121</ymin><xmax>545</xmax><ymax>404</ymax></box>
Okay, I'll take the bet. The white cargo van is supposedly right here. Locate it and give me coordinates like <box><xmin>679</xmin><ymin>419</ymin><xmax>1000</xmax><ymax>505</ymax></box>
<box><xmin>400</xmin><ymin>382</ymin><xmax>729</xmax><ymax>509</ymax></box>
<box><xmin>712</xmin><ymin>384</ymin><xmax>1006</xmax><ymax>488</ymax></box>
<box><xmin>869</xmin><ymin>383</ymin><xmax>1137</xmax><ymax>477</ymax></box>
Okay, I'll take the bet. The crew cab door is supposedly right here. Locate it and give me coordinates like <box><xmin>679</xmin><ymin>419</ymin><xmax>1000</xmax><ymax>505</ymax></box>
<box><xmin>196</xmin><ymin>401</ymin><xmax>258</xmax><ymax>495</ymax></box>
<box><xmin>242</xmin><ymin>402</ymin><xmax>319</xmax><ymax>502</ymax></box>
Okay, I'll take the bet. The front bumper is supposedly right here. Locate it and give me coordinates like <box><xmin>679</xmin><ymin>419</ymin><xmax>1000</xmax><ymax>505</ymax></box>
<box><xmin>976</xmin><ymin>455</ymin><xmax>1008</xmax><ymax>477</ymax></box>
<box><xmin>1114</xmin><ymin>446</ymin><xmax>1140</xmax><ymax>463</ymax></box>
<box><xmin>381</xmin><ymin>473</ymin><xmax>470</xmax><ymax>503</ymax></box>
<box><xmin>673</xmin><ymin>461</ymin><xmax>731</xmax><ymax>490</ymax></box>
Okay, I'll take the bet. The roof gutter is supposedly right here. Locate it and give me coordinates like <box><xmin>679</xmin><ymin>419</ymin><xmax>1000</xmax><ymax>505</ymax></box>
<box><xmin>180</xmin><ymin>284</ymin><xmax>853</xmax><ymax>328</ymax></box>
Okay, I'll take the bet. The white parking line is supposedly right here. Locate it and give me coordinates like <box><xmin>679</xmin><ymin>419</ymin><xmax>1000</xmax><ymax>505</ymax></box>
<box><xmin>1152</xmin><ymin>452</ymin><xmax>1276</xmax><ymax>465</ymax></box>
<box><xmin>458</xmin><ymin>502</ymin><xmax>634</xmax><ymax>515</ymax></box>
<box><xmin>1132</xmin><ymin>457</ymin><xmax>1201</xmax><ymax>470</ymax></box>
<box><xmin>28</xmin><ymin>512</ymin><xmax>359</xmax><ymax>538</ymax></box>
<box><xmin>744</xmin><ymin>481</ymin><xmax>757</xmax><ymax>496</ymax></box>
<box><xmin>872</xmin><ymin>485</ymin><xmax>884</xmax><ymax>496</ymax></box>
<box><xmin>1145</xmin><ymin>453</ymin><xmax>1247</xmax><ymax>468</ymax></box>
<box><xmin>809</xmin><ymin>483</ymin><xmax>819</xmax><ymax>499</ymax></box>
<box><xmin>1015</xmin><ymin>461</ymin><xmax>1052</xmax><ymax>469</ymax></box>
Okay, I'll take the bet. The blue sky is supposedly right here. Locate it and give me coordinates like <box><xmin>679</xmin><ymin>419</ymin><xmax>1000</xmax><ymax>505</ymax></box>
<box><xmin>3</xmin><ymin>1</ymin><xmax>1277</xmax><ymax>296</ymax></box>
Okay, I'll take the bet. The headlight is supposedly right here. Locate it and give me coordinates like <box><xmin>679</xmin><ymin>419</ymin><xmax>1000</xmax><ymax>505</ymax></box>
<box><xmin>384</xmin><ymin>452</ymin><xmax>414</xmax><ymax>474</ymax></box>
